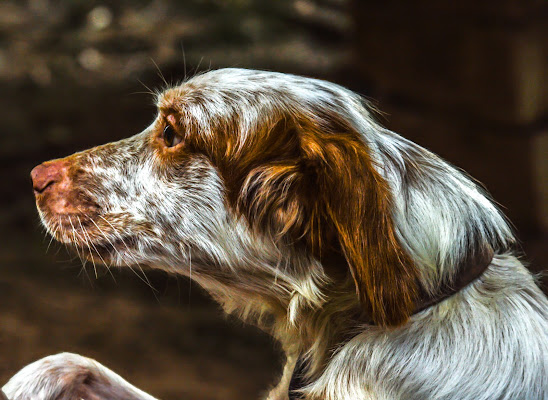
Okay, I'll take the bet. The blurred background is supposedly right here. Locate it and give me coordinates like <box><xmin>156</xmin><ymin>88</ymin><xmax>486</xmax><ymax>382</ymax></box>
<box><xmin>0</xmin><ymin>1</ymin><xmax>547</xmax><ymax>399</ymax></box>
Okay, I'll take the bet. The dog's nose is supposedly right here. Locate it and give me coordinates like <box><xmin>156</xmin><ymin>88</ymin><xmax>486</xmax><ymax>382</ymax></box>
<box><xmin>31</xmin><ymin>160</ymin><xmax>69</xmax><ymax>194</ymax></box>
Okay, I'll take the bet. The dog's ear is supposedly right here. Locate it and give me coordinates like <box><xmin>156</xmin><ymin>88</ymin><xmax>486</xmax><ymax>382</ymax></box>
<box><xmin>299</xmin><ymin>119</ymin><xmax>420</xmax><ymax>327</ymax></box>
<box><xmin>237</xmin><ymin>116</ymin><xmax>419</xmax><ymax>326</ymax></box>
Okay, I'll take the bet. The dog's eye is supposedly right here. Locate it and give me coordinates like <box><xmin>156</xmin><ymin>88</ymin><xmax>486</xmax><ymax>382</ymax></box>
<box><xmin>163</xmin><ymin>125</ymin><xmax>183</xmax><ymax>148</ymax></box>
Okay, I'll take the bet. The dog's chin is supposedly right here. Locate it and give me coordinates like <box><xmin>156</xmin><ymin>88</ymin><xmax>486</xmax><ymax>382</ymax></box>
<box><xmin>38</xmin><ymin>211</ymin><xmax>139</xmax><ymax>266</ymax></box>
<box><xmin>66</xmin><ymin>235</ymin><xmax>140</xmax><ymax>266</ymax></box>
<box><xmin>70</xmin><ymin>242</ymin><xmax>115</xmax><ymax>265</ymax></box>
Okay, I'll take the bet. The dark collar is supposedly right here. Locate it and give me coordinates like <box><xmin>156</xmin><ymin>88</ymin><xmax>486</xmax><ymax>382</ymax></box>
<box><xmin>288</xmin><ymin>249</ymin><xmax>494</xmax><ymax>399</ymax></box>
<box><xmin>413</xmin><ymin>247</ymin><xmax>494</xmax><ymax>314</ymax></box>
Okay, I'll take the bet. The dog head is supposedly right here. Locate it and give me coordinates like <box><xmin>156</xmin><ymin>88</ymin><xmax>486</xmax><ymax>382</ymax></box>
<box><xmin>31</xmin><ymin>69</ymin><xmax>510</xmax><ymax>327</ymax></box>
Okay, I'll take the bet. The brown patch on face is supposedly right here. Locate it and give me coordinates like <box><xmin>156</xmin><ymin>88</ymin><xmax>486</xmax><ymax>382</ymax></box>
<box><xmin>150</xmin><ymin>109</ymin><xmax>200</xmax><ymax>168</ymax></box>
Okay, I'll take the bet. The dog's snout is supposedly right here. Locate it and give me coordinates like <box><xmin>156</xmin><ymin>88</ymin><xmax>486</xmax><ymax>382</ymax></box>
<box><xmin>31</xmin><ymin>160</ymin><xmax>69</xmax><ymax>194</ymax></box>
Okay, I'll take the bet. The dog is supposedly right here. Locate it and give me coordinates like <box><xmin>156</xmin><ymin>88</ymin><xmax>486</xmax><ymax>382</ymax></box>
<box><xmin>3</xmin><ymin>68</ymin><xmax>548</xmax><ymax>400</ymax></box>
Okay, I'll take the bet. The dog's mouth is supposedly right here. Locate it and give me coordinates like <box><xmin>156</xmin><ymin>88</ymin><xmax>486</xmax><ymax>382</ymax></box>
<box><xmin>31</xmin><ymin>155</ymin><xmax>150</xmax><ymax>269</ymax></box>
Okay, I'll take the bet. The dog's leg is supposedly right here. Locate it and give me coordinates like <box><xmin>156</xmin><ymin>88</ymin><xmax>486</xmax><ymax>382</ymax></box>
<box><xmin>2</xmin><ymin>353</ymin><xmax>157</xmax><ymax>400</ymax></box>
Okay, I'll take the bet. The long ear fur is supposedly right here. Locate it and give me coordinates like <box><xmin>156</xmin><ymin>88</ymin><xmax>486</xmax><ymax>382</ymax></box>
<box><xmin>238</xmin><ymin>115</ymin><xmax>420</xmax><ymax>327</ymax></box>
<box><xmin>302</xmin><ymin>119</ymin><xmax>419</xmax><ymax>327</ymax></box>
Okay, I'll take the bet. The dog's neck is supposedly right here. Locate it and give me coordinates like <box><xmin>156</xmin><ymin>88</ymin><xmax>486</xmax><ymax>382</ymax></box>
<box><xmin>286</xmin><ymin>249</ymin><xmax>495</xmax><ymax>399</ymax></box>
<box><xmin>195</xmin><ymin>243</ymin><xmax>495</xmax><ymax>395</ymax></box>
<box><xmin>320</xmin><ymin>245</ymin><xmax>495</xmax><ymax>322</ymax></box>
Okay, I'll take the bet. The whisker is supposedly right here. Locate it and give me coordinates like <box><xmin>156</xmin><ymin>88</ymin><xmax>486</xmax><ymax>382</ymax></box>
<box><xmin>137</xmin><ymin>79</ymin><xmax>155</xmax><ymax>97</ymax></box>
<box><xmin>67</xmin><ymin>216</ymin><xmax>93</xmax><ymax>286</ymax></box>
<box><xmin>67</xmin><ymin>216</ymin><xmax>84</xmax><ymax>265</ymax></box>
<box><xmin>180</xmin><ymin>242</ymin><xmax>193</xmax><ymax>307</ymax></box>
<box><xmin>188</xmin><ymin>244</ymin><xmax>192</xmax><ymax>306</ymax></box>
<box><xmin>98</xmin><ymin>215</ymin><xmax>158</xmax><ymax>294</ymax></box>
<box><xmin>87</xmin><ymin>217</ymin><xmax>119</xmax><ymax>283</ymax></box>
<box><xmin>45</xmin><ymin>222</ymin><xmax>58</xmax><ymax>254</ymax></box>
<box><xmin>150</xmin><ymin>58</ymin><xmax>168</xmax><ymax>88</ymax></box>
<box><xmin>180</xmin><ymin>42</ymin><xmax>187</xmax><ymax>80</ymax></box>
<box><xmin>77</xmin><ymin>216</ymin><xmax>99</xmax><ymax>279</ymax></box>
<box><xmin>194</xmin><ymin>56</ymin><xmax>204</xmax><ymax>76</ymax></box>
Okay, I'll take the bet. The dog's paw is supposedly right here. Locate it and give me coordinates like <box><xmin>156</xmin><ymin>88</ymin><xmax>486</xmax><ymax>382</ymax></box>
<box><xmin>2</xmin><ymin>352</ymin><xmax>156</xmax><ymax>400</ymax></box>
<box><xmin>2</xmin><ymin>353</ymin><xmax>101</xmax><ymax>400</ymax></box>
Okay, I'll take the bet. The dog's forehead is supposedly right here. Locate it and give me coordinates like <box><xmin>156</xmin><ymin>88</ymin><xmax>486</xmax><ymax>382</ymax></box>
<box><xmin>155</xmin><ymin>69</ymin><xmax>321</xmax><ymax>112</ymax></box>
<box><xmin>156</xmin><ymin>87</ymin><xmax>186</xmax><ymax>111</ymax></box>
<box><xmin>155</xmin><ymin>83</ymin><xmax>223</xmax><ymax>114</ymax></box>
